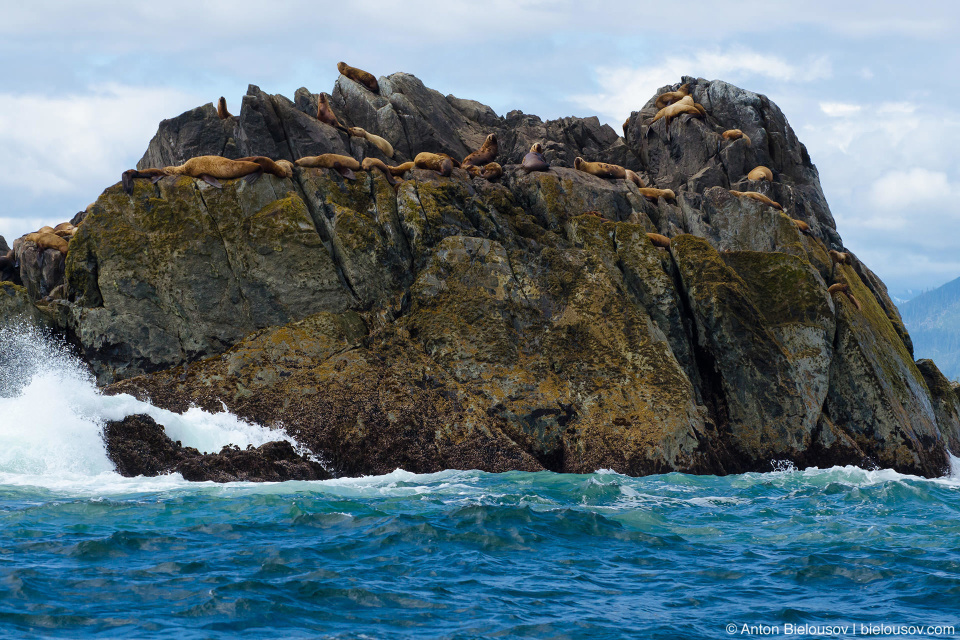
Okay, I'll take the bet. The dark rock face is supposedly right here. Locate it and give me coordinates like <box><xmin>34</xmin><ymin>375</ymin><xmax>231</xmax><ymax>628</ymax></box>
<box><xmin>103</xmin><ymin>414</ymin><xmax>330</xmax><ymax>481</ymax></box>
<box><xmin>5</xmin><ymin>72</ymin><xmax>954</xmax><ymax>479</ymax></box>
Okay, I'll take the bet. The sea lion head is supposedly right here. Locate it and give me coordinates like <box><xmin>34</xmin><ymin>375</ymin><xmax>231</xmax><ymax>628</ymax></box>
<box><xmin>276</xmin><ymin>160</ymin><xmax>295</xmax><ymax>178</ymax></box>
<box><xmin>530</xmin><ymin>142</ymin><xmax>543</xmax><ymax>154</ymax></box>
<box><xmin>337</xmin><ymin>62</ymin><xmax>348</xmax><ymax>74</ymax></box>
<box><xmin>348</xmin><ymin>126</ymin><xmax>366</xmax><ymax>137</ymax></box>
<box><xmin>574</xmin><ymin>157</ymin><xmax>584</xmax><ymax>170</ymax></box>
<box><xmin>484</xmin><ymin>133</ymin><xmax>497</xmax><ymax>148</ymax></box>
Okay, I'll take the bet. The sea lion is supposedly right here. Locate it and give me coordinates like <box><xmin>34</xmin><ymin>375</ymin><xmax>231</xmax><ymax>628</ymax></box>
<box><xmin>217</xmin><ymin>97</ymin><xmax>232</xmax><ymax>120</ymax></box>
<box><xmin>462</xmin><ymin>134</ymin><xmax>498</xmax><ymax>167</ymax></box>
<box><xmin>414</xmin><ymin>152</ymin><xmax>453</xmax><ymax>177</ymax></box>
<box><xmin>295</xmin><ymin>154</ymin><xmax>362</xmax><ymax>179</ymax></box>
<box><xmin>164</xmin><ymin>156</ymin><xmax>262</xmax><ymax>188</ymax></box>
<box><xmin>235</xmin><ymin>156</ymin><xmax>295</xmax><ymax>180</ymax></box>
<box><xmin>654</xmin><ymin>84</ymin><xmax>691</xmax><ymax>110</ymax></box>
<box><xmin>829</xmin><ymin>250</ymin><xmax>851</xmax><ymax>265</ymax></box>
<box><xmin>722</xmin><ymin>129</ymin><xmax>751</xmax><ymax>145</ymax></box>
<box><xmin>522</xmin><ymin>142</ymin><xmax>549</xmax><ymax>173</ymax></box>
<box><xmin>121</xmin><ymin>168</ymin><xmax>169</xmax><ymax>194</ymax></box>
<box><xmin>574</xmin><ymin>157</ymin><xmax>627</xmax><ymax>180</ymax></box>
<box><xmin>346</xmin><ymin>126</ymin><xmax>394</xmax><ymax>158</ymax></box>
<box><xmin>650</xmin><ymin>95</ymin><xmax>705</xmax><ymax>126</ymax></box>
<box><xmin>637</xmin><ymin>187</ymin><xmax>676</xmax><ymax>201</ymax></box>
<box><xmin>792</xmin><ymin>219</ymin><xmax>811</xmax><ymax>234</ymax></box>
<box><xmin>361</xmin><ymin>157</ymin><xmax>401</xmax><ymax>187</ymax></box>
<box><xmin>646</xmin><ymin>232</ymin><xmax>671</xmax><ymax>248</ymax></box>
<box><xmin>387</xmin><ymin>161</ymin><xmax>415</xmax><ymax>176</ymax></box>
<box><xmin>828</xmin><ymin>283</ymin><xmax>861</xmax><ymax>310</ymax></box>
<box><xmin>747</xmin><ymin>166</ymin><xmax>773</xmax><ymax>182</ymax></box>
<box><xmin>729</xmin><ymin>190</ymin><xmax>783</xmax><ymax>211</ymax></box>
<box><xmin>24</xmin><ymin>232</ymin><xmax>68</xmax><ymax>255</ymax></box>
<box><xmin>625</xmin><ymin>169</ymin><xmax>644</xmax><ymax>188</ymax></box>
<box><xmin>316</xmin><ymin>94</ymin><xmax>347</xmax><ymax>132</ymax></box>
<box><xmin>53</xmin><ymin>222</ymin><xmax>76</xmax><ymax>238</ymax></box>
<box><xmin>38</xmin><ymin>226</ymin><xmax>55</xmax><ymax>235</ymax></box>
<box><xmin>337</xmin><ymin>62</ymin><xmax>379</xmax><ymax>93</ymax></box>
<box><xmin>467</xmin><ymin>162</ymin><xmax>502</xmax><ymax>181</ymax></box>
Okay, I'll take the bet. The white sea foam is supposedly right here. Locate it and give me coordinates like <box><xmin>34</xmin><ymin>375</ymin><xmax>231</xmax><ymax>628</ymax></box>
<box><xmin>0</xmin><ymin>322</ymin><xmax>297</xmax><ymax>483</ymax></box>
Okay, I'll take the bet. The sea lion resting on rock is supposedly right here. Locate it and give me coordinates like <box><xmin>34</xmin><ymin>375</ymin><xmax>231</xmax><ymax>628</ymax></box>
<box><xmin>53</xmin><ymin>222</ymin><xmax>76</xmax><ymax>238</ymax></box>
<box><xmin>316</xmin><ymin>94</ymin><xmax>347</xmax><ymax>132</ymax></box>
<box><xmin>729</xmin><ymin>190</ymin><xmax>783</xmax><ymax>211</ymax></box>
<box><xmin>637</xmin><ymin>188</ymin><xmax>676</xmax><ymax>201</ymax></box>
<box><xmin>654</xmin><ymin>83</ymin><xmax>690</xmax><ymax>110</ymax></box>
<box><xmin>650</xmin><ymin>95</ymin><xmax>706</xmax><ymax>126</ymax></box>
<box><xmin>296</xmin><ymin>154</ymin><xmax>362</xmax><ymax>179</ymax></box>
<box><xmin>463</xmin><ymin>134</ymin><xmax>498</xmax><ymax>167</ymax></box>
<box><xmin>466</xmin><ymin>162</ymin><xmax>502</xmax><ymax>181</ymax></box>
<box><xmin>747</xmin><ymin>166</ymin><xmax>773</xmax><ymax>182</ymax></box>
<box><xmin>829</xmin><ymin>250</ymin><xmax>851</xmax><ymax>265</ymax></box>
<box><xmin>522</xmin><ymin>143</ymin><xmax>549</xmax><ymax>173</ymax></box>
<box><xmin>217</xmin><ymin>97</ymin><xmax>233</xmax><ymax>120</ymax></box>
<box><xmin>337</xmin><ymin>62</ymin><xmax>379</xmax><ymax>93</ymax></box>
<box><xmin>236</xmin><ymin>157</ymin><xmax>295</xmax><ymax>180</ymax></box>
<box><xmin>387</xmin><ymin>161</ymin><xmax>415</xmax><ymax>176</ymax></box>
<box><xmin>646</xmin><ymin>232</ymin><xmax>671</xmax><ymax>248</ymax></box>
<box><xmin>121</xmin><ymin>168</ymin><xmax>169</xmax><ymax>194</ymax></box>
<box><xmin>361</xmin><ymin>157</ymin><xmax>401</xmax><ymax>187</ymax></box>
<box><xmin>23</xmin><ymin>232</ymin><xmax>68</xmax><ymax>255</ymax></box>
<box><xmin>722</xmin><ymin>129</ymin><xmax>751</xmax><ymax>145</ymax></box>
<box><xmin>574</xmin><ymin>157</ymin><xmax>626</xmax><ymax>180</ymax></box>
<box><xmin>347</xmin><ymin>127</ymin><xmax>394</xmax><ymax>158</ymax></box>
<box><xmin>414</xmin><ymin>152</ymin><xmax>454</xmax><ymax>177</ymax></box>
<box><xmin>163</xmin><ymin>157</ymin><xmax>263</xmax><ymax>188</ymax></box>
<box><xmin>828</xmin><ymin>283</ymin><xmax>862</xmax><ymax>310</ymax></box>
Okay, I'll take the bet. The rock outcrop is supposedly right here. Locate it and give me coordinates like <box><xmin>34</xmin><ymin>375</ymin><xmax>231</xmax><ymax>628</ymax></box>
<box><xmin>3</xmin><ymin>73</ymin><xmax>955</xmax><ymax>479</ymax></box>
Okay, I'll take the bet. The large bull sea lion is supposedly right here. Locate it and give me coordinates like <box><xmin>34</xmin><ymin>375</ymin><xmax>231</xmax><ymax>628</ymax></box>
<box><xmin>337</xmin><ymin>62</ymin><xmax>379</xmax><ymax>93</ymax></box>
<box><xmin>462</xmin><ymin>134</ymin><xmax>498</xmax><ymax>167</ymax></box>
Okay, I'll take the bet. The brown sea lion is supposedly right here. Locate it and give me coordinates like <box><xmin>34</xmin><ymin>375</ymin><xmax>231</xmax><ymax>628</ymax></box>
<box><xmin>387</xmin><ymin>161</ymin><xmax>415</xmax><ymax>176</ymax></box>
<box><xmin>622</xmin><ymin>117</ymin><xmax>630</xmax><ymax>137</ymax></box>
<box><xmin>829</xmin><ymin>250</ymin><xmax>851</xmax><ymax>265</ymax></box>
<box><xmin>828</xmin><ymin>283</ymin><xmax>861</xmax><ymax>310</ymax></box>
<box><xmin>747</xmin><ymin>166</ymin><xmax>773</xmax><ymax>182</ymax></box>
<box><xmin>729</xmin><ymin>190</ymin><xmax>783</xmax><ymax>210</ymax></box>
<box><xmin>468</xmin><ymin>162</ymin><xmax>502</xmax><ymax>181</ymax></box>
<box><xmin>637</xmin><ymin>187</ymin><xmax>676</xmax><ymax>201</ymax></box>
<box><xmin>522</xmin><ymin>142</ymin><xmax>549</xmax><ymax>173</ymax></box>
<box><xmin>655</xmin><ymin>84</ymin><xmax>691</xmax><ymax>110</ymax></box>
<box><xmin>625</xmin><ymin>169</ymin><xmax>644</xmax><ymax>188</ymax></box>
<box><xmin>650</xmin><ymin>95</ymin><xmax>705</xmax><ymax>126</ymax></box>
<box><xmin>361</xmin><ymin>157</ymin><xmax>401</xmax><ymax>187</ymax></box>
<box><xmin>414</xmin><ymin>152</ymin><xmax>453</xmax><ymax>177</ymax></box>
<box><xmin>722</xmin><ymin>129</ymin><xmax>751</xmax><ymax>145</ymax></box>
<box><xmin>217</xmin><ymin>97</ymin><xmax>232</xmax><ymax>120</ymax></box>
<box><xmin>296</xmin><ymin>154</ymin><xmax>362</xmax><ymax>179</ymax></box>
<box><xmin>235</xmin><ymin>156</ymin><xmax>295</xmax><ymax>180</ymax></box>
<box><xmin>337</xmin><ymin>62</ymin><xmax>379</xmax><ymax>93</ymax></box>
<box><xmin>346</xmin><ymin>126</ymin><xmax>394</xmax><ymax>158</ymax></box>
<box><xmin>574</xmin><ymin>157</ymin><xmax>627</xmax><ymax>180</ymax></box>
<box><xmin>792</xmin><ymin>219</ymin><xmax>811</xmax><ymax>234</ymax></box>
<box><xmin>38</xmin><ymin>226</ymin><xmax>55</xmax><ymax>234</ymax></box>
<box><xmin>24</xmin><ymin>232</ymin><xmax>68</xmax><ymax>255</ymax></box>
<box><xmin>121</xmin><ymin>168</ymin><xmax>169</xmax><ymax>194</ymax></box>
<box><xmin>462</xmin><ymin>134</ymin><xmax>498</xmax><ymax>167</ymax></box>
<box><xmin>316</xmin><ymin>94</ymin><xmax>348</xmax><ymax>132</ymax></box>
<box><xmin>164</xmin><ymin>156</ymin><xmax>262</xmax><ymax>188</ymax></box>
<box><xmin>53</xmin><ymin>222</ymin><xmax>76</xmax><ymax>238</ymax></box>
<box><xmin>646</xmin><ymin>232</ymin><xmax>671</xmax><ymax>248</ymax></box>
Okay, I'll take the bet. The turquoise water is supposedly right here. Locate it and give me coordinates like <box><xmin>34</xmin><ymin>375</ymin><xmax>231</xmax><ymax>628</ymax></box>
<box><xmin>1</xmin><ymin>327</ymin><xmax>959</xmax><ymax>639</ymax></box>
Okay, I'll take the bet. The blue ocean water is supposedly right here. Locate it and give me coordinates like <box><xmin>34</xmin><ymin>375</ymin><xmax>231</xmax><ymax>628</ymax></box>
<box><xmin>1</xmin><ymin>327</ymin><xmax>959</xmax><ymax>639</ymax></box>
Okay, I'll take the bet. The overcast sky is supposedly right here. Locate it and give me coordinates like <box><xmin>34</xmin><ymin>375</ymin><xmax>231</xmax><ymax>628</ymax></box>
<box><xmin>1</xmin><ymin>1</ymin><xmax>957</xmax><ymax>298</ymax></box>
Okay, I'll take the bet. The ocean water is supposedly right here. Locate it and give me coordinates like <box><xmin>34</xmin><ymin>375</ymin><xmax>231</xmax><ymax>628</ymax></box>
<box><xmin>1</xmin><ymin>325</ymin><xmax>959</xmax><ymax>639</ymax></box>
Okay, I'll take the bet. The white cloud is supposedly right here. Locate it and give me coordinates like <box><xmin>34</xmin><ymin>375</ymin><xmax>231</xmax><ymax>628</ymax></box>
<box><xmin>820</xmin><ymin>102</ymin><xmax>862</xmax><ymax>117</ymax></box>
<box><xmin>868</xmin><ymin>168</ymin><xmax>956</xmax><ymax>213</ymax></box>
<box><xmin>571</xmin><ymin>48</ymin><xmax>831</xmax><ymax>120</ymax></box>
<box><xmin>0</xmin><ymin>84</ymin><xmax>200</xmax><ymax>196</ymax></box>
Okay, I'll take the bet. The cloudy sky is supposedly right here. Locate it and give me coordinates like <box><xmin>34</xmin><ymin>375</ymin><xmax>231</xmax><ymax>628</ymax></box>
<box><xmin>1</xmin><ymin>0</ymin><xmax>957</xmax><ymax>298</ymax></box>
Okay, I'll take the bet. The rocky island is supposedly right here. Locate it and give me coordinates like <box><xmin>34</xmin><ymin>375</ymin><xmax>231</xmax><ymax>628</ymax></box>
<box><xmin>3</xmin><ymin>71</ymin><xmax>958</xmax><ymax>481</ymax></box>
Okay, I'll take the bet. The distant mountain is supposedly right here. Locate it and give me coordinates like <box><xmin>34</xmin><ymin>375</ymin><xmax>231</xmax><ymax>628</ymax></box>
<box><xmin>901</xmin><ymin>276</ymin><xmax>960</xmax><ymax>381</ymax></box>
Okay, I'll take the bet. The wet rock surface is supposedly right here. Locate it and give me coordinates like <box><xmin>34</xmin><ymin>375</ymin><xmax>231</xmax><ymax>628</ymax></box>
<box><xmin>103</xmin><ymin>414</ymin><xmax>330</xmax><ymax>481</ymax></box>
<box><xmin>3</xmin><ymin>72</ymin><xmax>954</xmax><ymax>479</ymax></box>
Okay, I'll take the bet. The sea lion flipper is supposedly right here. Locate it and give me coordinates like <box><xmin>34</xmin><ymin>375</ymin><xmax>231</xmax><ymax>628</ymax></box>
<box><xmin>150</xmin><ymin>174</ymin><xmax>164</xmax><ymax>184</ymax></box>
<box><xmin>244</xmin><ymin>169</ymin><xmax>263</xmax><ymax>184</ymax></box>
<box><xmin>200</xmin><ymin>174</ymin><xmax>223</xmax><ymax>188</ymax></box>
<box><xmin>336</xmin><ymin>166</ymin><xmax>357</xmax><ymax>180</ymax></box>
